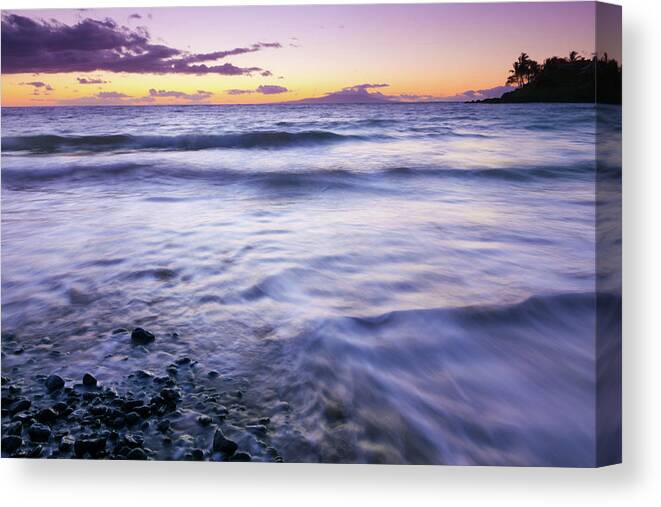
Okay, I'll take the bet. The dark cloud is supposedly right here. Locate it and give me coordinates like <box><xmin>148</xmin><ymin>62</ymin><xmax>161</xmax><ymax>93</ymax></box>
<box><xmin>77</xmin><ymin>77</ymin><xmax>109</xmax><ymax>84</ymax></box>
<box><xmin>260</xmin><ymin>70</ymin><xmax>273</xmax><ymax>77</ymax></box>
<box><xmin>225</xmin><ymin>84</ymin><xmax>289</xmax><ymax>96</ymax></box>
<box><xmin>1</xmin><ymin>14</ymin><xmax>280</xmax><ymax>76</ymax></box>
<box><xmin>128</xmin><ymin>14</ymin><xmax>142</xmax><ymax>20</ymax></box>
<box><xmin>148</xmin><ymin>88</ymin><xmax>213</xmax><ymax>101</ymax></box>
<box><xmin>20</xmin><ymin>80</ymin><xmax>53</xmax><ymax>91</ymax></box>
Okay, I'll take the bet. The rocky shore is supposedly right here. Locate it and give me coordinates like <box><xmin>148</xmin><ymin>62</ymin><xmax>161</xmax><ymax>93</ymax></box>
<box><xmin>1</xmin><ymin>328</ymin><xmax>285</xmax><ymax>461</ymax></box>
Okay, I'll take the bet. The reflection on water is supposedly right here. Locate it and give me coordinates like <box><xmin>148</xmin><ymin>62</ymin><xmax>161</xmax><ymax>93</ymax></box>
<box><xmin>1</xmin><ymin>103</ymin><xmax>621</xmax><ymax>465</ymax></box>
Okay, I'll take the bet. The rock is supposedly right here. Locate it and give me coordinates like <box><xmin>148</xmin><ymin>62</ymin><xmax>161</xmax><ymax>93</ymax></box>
<box><xmin>2</xmin><ymin>435</ymin><xmax>22</xmax><ymax>453</ymax></box>
<box><xmin>3</xmin><ymin>421</ymin><xmax>22</xmax><ymax>436</ymax></box>
<box><xmin>246</xmin><ymin>424</ymin><xmax>268</xmax><ymax>436</ymax></box>
<box><xmin>175</xmin><ymin>357</ymin><xmax>191</xmax><ymax>366</ymax></box>
<box><xmin>230</xmin><ymin>452</ymin><xmax>252</xmax><ymax>462</ymax></box>
<box><xmin>125</xmin><ymin>412</ymin><xmax>141</xmax><ymax>426</ymax></box>
<box><xmin>207</xmin><ymin>370</ymin><xmax>220</xmax><ymax>378</ymax></box>
<box><xmin>28</xmin><ymin>423</ymin><xmax>51</xmax><ymax>442</ymax></box>
<box><xmin>197</xmin><ymin>415</ymin><xmax>212</xmax><ymax>426</ymax></box>
<box><xmin>109</xmin><ymin>416</ymin><xmax>125</xmax><ymax>429</ymax></box>
<box><xmin>212</xmin><ymin>428</ymin><xmax>237</xmax><ymax>457</ymax></box>
<box><xmin>59</xmin><ymin>436</ymin><xmax>74</xmax><ymax>452</ymax></box>
<box><xmin>37</xmin><ymin>407</ymin><xmax>58</xmax><ymax>424</ymax></box>
<box><xmin>52</xmin><ymin>402</ymin><xmax>69</xmax><ymax>414</ymax></box>
<box><xmin>73</xmin><ymin>437</ymin><xmax>107</xmax><ymax>458</ymax></box>
<box><xmin>160</xmin><ymin>388</ymin><xmax>180</xmax><ymax>402</ymax></box>
<box><xmin>127</xmin><ymin>447</ymin><xmax>148</xmax><ymax>460</ymax></box>
<box><xmin>82</xmin><ymin>373</ymin><xmax>97</xmax><ymax>387</ymax></box>
<box><xmin>156</xmin><ymin>419</ymin><xmax>170</xmax><ymax>432</ymax></box>
<box><xmin>122</xmin><ymin>434</ymin><xmax>144</xmax><ymax>448</ymax></box>
<box><xmin>190</xmin><ymin>448</ymin><xmax>204</xmax><ymax>461</ymax></box>
<box><xmin>130</xmin><ymin>328</ymin><xmax>155</xmax><ymax>344</ymax></box>
<box><xmin>26</xmin><ymin>445</ymin><xmax>43</xmax><ymax>458</ymax></box>
<box><xmin>9</xmin><ymin>398</ymin><xmax>31</xmax><ymax>414</ymax></box>
<box><xmin>45</xmin><ymin>374</ymin><xmax>65</xmax><ymax>392</ymax></box>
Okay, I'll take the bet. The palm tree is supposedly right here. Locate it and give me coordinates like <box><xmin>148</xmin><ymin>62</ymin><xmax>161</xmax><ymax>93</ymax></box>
<box><xmin>569</xmin><ymin>50</ymin><xmax>578</xmax><ymax>62</ymax></box>
<box><xmin>506</xmin><ymin>52</ymin><xmax>540</xmax><ymax>88</ymax></box>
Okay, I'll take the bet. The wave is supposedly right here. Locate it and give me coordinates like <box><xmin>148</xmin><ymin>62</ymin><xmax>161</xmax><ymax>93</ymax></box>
<box><xmin>270</xmin><ymin>291</ymin><xmax>621</xmax><ymax>465</ymax></box>
<box><xmin>1</xmin><ymin>159</ymin><xmax>609</xmax><ymax>190</ymax></box>
<box><xmin>1</xmin><ymin>130</ymin><xmax>363</xmax><ymax>154</ymax></box>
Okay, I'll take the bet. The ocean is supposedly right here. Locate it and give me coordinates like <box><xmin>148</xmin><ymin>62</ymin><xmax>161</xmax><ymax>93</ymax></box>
<box><xmin>1</xmin><ymin>102</ymin><xmax>621</xmax><ymax>465</ymax></box>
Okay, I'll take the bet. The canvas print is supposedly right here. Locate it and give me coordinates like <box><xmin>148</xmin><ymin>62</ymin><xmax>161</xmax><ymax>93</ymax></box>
<box><xmin>0</xmin><ymin>2</ymin><xmax>621</xmax><ymax>466</ymax></box>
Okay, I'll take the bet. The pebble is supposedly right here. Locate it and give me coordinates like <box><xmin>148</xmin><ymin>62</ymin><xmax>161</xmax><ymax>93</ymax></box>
<box><xmin>127</xmin><ymin>447</ymin><xmax>148</xmax><ymax>460</ymax></box>
<box><xmin>197</xmin><ymin>415</ymin><xmax>212</xmax><ymax>426</ymax></box>
<box><xmin>37</xmin><ymin>407</ymin><xmax>58</xmax><ymax>423</ymax></box>
<box><xmin>230</xmin><ymin>451</ymin><xmax>252</xmax><ymax>462</ymax></box>
<box><xmin>212</xmin><ymin>428</ymin><xmax>238</xmax><ymax>457</ymax></box>
<box><xmin>59</xmin><ymin>436</ymin><xmax>74</xmax><ymax>452</ymax></box>
<box><xmin>45</xmin><ymin>375</ymin><xmax>65</xmax><ymax>392</ymax></box>
<box><xmin>130</xmin><ymin>328</ymin><xmax>155</xmax><ymax>344</ymax></box>
<box><xmin>2</xmin><ymin>435</ymin><xmax>22</xmax><ymax>453</ymax></box>
<box><xmin>9</xmin><ymin>398</ymin><xmax>31</xmax><ymax>414</ymax></box>
<box><xmin>82</xmin><ymin>373</ymin><xmax>98</xmax><ymax>387</ymax></box>
<box><xmin>28</xmin><ymin>423</ymin><xmax>51</xmax><ymax>442</ymax></box>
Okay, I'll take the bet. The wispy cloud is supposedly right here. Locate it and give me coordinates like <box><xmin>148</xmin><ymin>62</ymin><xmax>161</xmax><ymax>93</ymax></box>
<box><xmin>77</xmin><ymin>77</ymin><xmax>109</xmax><ymax>84</ymax></box>
<box><xmin>1</xmin><ymin>14</ymin><xmax>281</xmax><ymax>76</ymax></box>
<box><xmin>97</xmin><ymin>91</ymin><xmax>129</xmax><ymax>99</ymax></box>
<box><xmin>225</xmin><ymin>84</ymin><xmax>290</xmax><ymax>96</ymax></box>
<box><xmin>148</xmin><ymin>88</ymin><xmax>213</xmax><ymax>101</ymax></box>
<box><xmin>20</xmin><ymin>81</ymin><xmax>53</xmax><ymax>91</ymax></box>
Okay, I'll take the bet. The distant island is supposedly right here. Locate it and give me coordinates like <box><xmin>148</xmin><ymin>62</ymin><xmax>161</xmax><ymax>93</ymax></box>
<box><xmin>474</xmin><ymin>52</ymin><xmax>621</xmax><ymax>104</ymax></box>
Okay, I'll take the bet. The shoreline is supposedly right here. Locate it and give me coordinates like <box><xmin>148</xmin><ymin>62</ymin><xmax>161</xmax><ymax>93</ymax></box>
<box><xmin>1</xmin><ymin>328</ymin><xmax>284</xmax><ymax>461</ymax></box>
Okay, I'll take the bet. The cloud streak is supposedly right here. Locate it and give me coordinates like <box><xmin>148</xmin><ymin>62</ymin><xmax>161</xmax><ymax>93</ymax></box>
<box><xmin>225</xmin><ymin>84</ymin><xmax>290</xmax><ymax>96</ymax></box>
<box><xmin>1</xmin><ymin>14</ymin><xmax>281</xmax><ymax>76</ymax></box>
<box><xmin>148</xmin><ymin>88</ymin><xmax>213</xmax><ymax>101</ymax></box>
<box><xmin>77</xmin><ymin>77</ymin><xmax>109</xmax><ymax>84</ymax></box>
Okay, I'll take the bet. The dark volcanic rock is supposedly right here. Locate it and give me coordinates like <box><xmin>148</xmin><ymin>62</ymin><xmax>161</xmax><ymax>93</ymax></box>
<box><xmin>125</xmin><ymin>412</ymin><xmax>141</xmax><ymax>426</ymax></box>
<box><xmin>74</xmin><ymin>437</ymin><xmax>107</xmax><ymax>458</ymax></box>
<box><xmin>212</xmin><ymin>428</ymin><xmax>238</xmax><ymax>457</ymax></box>
<box><xmin>3</xmin><ymin>421</ymin><xmax>22</xmax><ymax>436</ymax></box>
<box><xmin>197</xmin><ymin>415</ymin><xmax>212</xmax><ymax>426</ymax></box>
<box><xmin>2</xmin><ymin>435</ymin><xmax>22</xmax><ymax>453</ymax></box>
<box><xmin>156</xmin><ymin>419</ymin><xmax>170</xmax><ymax>432</ymax></box>
<box><xmin>130</xmin><ymin>328</ymin><xmax>155</xmax><ymax>344</ymax></box>
<box><xmin>28</xmin><ymin>423</ymin><xmax>51</xmax><ymax>442</ymax></box>
<box><xmin>37</xmin><ymin>407</ymin><xmax>58</xmax><ymax>423</ymax></box>
<box><xmin>82</xmin><ymin>373</ymin><xmax>98</xmax><ymax>387</ymax></box>
<box><xmin>9</xmin><ymin>398</ymin><xmax>31</xmax><ymax>414</ymax></box>
<box><xmin>45</xmin><ymin>375</ymin><xmax>65</xmax><ymax>392</ymax></box>
<box><xmin>126</xmin><ymin>447</ymin><xmax>148</xmax><ymax>460</ymax></box>
<box><xmin>230</xmin><ymin>451</ymin><xmax>252</xmax><ymax>462</ymax></box>
<box><xmin>59</xmin><ymin>436</ymin><xmax>74</xmax><ymax>452</ymax></box>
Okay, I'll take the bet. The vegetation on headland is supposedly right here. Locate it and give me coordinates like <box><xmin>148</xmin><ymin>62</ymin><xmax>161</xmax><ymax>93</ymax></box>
<box><xmin>475</xmin><ymin>51</ymin><xmax>621</xmax><ymax>104</ymax></box>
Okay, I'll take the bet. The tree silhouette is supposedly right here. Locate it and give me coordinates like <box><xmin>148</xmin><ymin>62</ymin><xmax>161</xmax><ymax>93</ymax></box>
<box><xmin>506</xmin><ymin>52</ymin><xmax>540</xmax><ymax>88</ymax></box>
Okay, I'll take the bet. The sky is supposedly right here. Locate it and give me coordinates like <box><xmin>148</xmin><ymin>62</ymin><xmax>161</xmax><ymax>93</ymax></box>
<box><xmin>0</xmin><ymin>2</ymin><xmax>614</xmax><ymax>107</ymax></box>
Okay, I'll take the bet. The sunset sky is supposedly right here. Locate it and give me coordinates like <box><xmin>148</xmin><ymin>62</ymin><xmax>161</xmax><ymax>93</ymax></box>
<box><xmin>1</xmin><ymin>3</ymin><xmax>617</xmax><ymax>107</ymax></box>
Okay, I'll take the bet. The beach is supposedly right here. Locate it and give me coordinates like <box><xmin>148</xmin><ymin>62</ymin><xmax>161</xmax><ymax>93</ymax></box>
<box><xmin>1</xmin><ymin>102</ymin><xmax>621</xmax><ymax>464</ymax></box>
